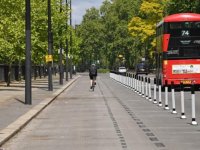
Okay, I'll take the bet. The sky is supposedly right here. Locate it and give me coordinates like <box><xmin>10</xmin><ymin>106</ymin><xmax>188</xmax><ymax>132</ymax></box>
<box><xmin>72</xmin><ymin>0</ymin><xmax>105</xmax><ymax>25</ymax></box>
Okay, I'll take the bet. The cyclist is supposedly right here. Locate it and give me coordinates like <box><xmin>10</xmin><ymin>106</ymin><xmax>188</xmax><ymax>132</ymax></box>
<box><xmin>89</xmin><ymin>64</ymin><xmax>97</xmax><ymax>89</ymax></box>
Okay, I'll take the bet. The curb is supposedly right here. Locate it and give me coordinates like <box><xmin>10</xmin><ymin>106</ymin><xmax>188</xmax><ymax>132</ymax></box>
<box><xmin>0</xmin><ymin>75</ymin><xmax>80</xmax><ymax>146</ymax></box>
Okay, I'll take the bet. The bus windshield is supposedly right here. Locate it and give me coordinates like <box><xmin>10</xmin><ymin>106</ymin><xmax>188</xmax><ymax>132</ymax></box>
<box><xmin>166</xmin><ymin>22</ymin><xmax>200</xmax><ymax>37</ymax></box>
<box><xmin>165</xmin><ymin>22</ymin><xmax>200</xmax><ymax>59</ymax></box>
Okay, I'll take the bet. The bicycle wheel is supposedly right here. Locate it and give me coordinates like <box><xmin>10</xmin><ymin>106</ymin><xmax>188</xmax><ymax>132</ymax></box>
<box><xmin>92</xmin><ymin>80</ymin><xmax>95</xmax><ymax>91</ymax></box>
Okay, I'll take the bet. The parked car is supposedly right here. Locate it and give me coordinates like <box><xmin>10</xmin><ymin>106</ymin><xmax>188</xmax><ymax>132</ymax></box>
<box><xmin>118</xmin><ymin>66</ymin><xmax>127</xmax><ymax>73</ymax></box>
<box><xmin>136</xmin><ymin>62</ymin><xmax>149</xmax><ymax>75</ymax></box>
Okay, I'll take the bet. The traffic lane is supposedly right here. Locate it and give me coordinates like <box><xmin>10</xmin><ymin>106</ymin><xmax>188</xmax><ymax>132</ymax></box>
<box><xmin>106</xmin><ymin>74</ymin><xmax>200</xmax><ymax>150</ymax></box>
<box><xmin>158</xmin><ymin>88</ymin><xmax>200</xmax><ymax>124</ymax></box>
<box><xmin>144</xmin><ymin>90</ymin><xmax>200</xmax><ymax>150</ymax></box>
<box><xmin>2</xmin><ymin>75</ymin><xmax>158</xmax><ymax>150</ymax></box>
<box><xmin>111</xmin><ymin>72</ymin><xmax>200</xmax><ymax>125</ymax></box>
<box><xmin>119</xmin><ymin>72</ymin><xmax>200</xmax><ymax>123</ymax></box>
<box><xmin>125</xmin><ymin>72</ymin><xmax>200</xmax><ymax>123</ymax></box>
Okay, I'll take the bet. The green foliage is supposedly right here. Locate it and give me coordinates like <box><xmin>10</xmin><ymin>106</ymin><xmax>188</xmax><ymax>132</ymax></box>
<box><xmin>76</xmin><ymin>7</ymin><xmax>104</xmax><ymax>69</ymax></box>
<box><xmin>0</xmin><ymin>0</ymin><xmax>70</xmax><ymax>67</ymax></box>
<box><xmin>0</xmin><ymin>0</ymin><xmax>25</xmax><ymax>64</ymax></box>
<box><xmin>128</xmin><ymin>0</ymin><xmax>165</xmax><ymax>65</ymax></box>
<box><xmin>76</xmin><ymin>0</ymin><xmax>141</xmax><ymax>70</ymax></box>
<box><xmin>1</xmin><ymin>0</ymin><xmax>200</xmax><ymax>73</ymax></box>
<box><xmin>98</xmin><ymin>68</ymin><xmax>110</xmax><ymax>73</ymax></box>
<box><xmin>166</xmin><ymin>0</ymin><xmax>200</xmax><ymax>14</ymax></box>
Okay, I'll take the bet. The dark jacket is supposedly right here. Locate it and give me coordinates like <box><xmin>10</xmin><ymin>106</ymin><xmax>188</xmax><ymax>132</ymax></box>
<box><xmin>89</xmin><ymin>65</ymin><xmax>97</xmax><ymax>76</ymax></box>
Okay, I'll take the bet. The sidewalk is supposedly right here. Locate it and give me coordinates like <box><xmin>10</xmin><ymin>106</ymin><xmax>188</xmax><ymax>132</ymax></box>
<box><xmin>0</xmin><ymin>74</ymin><xmax>79</xmax><ymax>146</ymax></box>
<box><xmin>2</xmin><ymin>74</ymin><xmax>200</xmax><ymax>149</ymax></box>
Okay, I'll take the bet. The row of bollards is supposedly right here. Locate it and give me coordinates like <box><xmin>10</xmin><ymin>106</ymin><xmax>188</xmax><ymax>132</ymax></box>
<box><xmin>109</xmin><ymin>72</ymin><xmax>198</xmax><ymax>126</ymax></box>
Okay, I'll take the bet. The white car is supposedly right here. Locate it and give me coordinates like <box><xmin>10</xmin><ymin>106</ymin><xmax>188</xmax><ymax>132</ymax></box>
<box><xmin>118</xmin><ymin>67</ymin><xmax>127</xmax><ymax>73</ymax></box>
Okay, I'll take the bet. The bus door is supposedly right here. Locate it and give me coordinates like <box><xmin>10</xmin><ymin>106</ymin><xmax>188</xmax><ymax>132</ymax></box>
<box><xmin>155</xmin><ymin>52</ymin><xmax>162</xmax><ymax>85</ymax></box>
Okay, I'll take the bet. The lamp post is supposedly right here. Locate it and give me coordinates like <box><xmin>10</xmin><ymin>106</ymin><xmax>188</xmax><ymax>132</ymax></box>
<box><xmin>65</xmin><ymin>0</ymin><xmax>69</xmax><ymax>81</ymax></box>
<box><xmin>69</xmin><ymin>0</ymin><xmax>72</xmax><ymax>79</ymax></box>
<box><xmin>25</xmin><ymin>0</ymin><xmax>32</xmax><ymax>105</ymax></box>
<box><xmin>59</xmin><ymin>0</ymin><xmax>63</xmax><ymax>85</ymax></box>
<box><xmin>48</xmin><ymin>0</ymin><xmax>53</xmax><ymax>91</ymax></box>
<box><xmin>65</xmin><ymin>39</ymin><xmax>69</xmax><ymax>81</ymax></box>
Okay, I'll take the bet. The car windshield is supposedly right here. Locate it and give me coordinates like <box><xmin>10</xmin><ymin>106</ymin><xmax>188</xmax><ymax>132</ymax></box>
<box><xmin>137</xmin><ymin>63</ymin><xmax>145</xmax><ymax>68</ymax></box>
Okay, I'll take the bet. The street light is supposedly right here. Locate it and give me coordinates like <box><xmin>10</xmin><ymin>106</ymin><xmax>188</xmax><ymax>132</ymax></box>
<box><xmin>69</xmin><ymin>0</ymin><xmax>72</xmax><ymax>79</ymax></box>
<box><xmin>65</xmin><ymin>0</ymin><xmax>69</xmax><ymax>81</ymax></box>
<box><xmin>25</xmin><ymin>0</ymin><xmax>32</xmax><ymax>105</ymax></box>
<box><xmin>59</xmin><ymin>0</ymin><xmax>63</xmax><ymax>85</ymax></box>
<box><xmin>48</xmin><ymin>0</ymin><xmax>53</xmax><ymax>91</ymax></box>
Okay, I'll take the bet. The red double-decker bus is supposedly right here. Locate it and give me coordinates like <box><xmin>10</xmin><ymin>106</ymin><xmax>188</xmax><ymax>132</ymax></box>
<box><xmin>156</xmin><ymin>13</ymin><xmax>200</xmax><ymax>88</ymax></box>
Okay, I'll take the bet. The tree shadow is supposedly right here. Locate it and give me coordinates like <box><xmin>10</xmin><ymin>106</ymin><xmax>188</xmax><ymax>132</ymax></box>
<box><xmin>15</xmin><ymin>98</ymin><xmax>25</xmax><ymax>104</ymax></box>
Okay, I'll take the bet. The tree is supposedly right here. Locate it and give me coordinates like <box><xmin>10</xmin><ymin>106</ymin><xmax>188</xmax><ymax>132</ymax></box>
<box><xmin>166</xmin><ymin>0</ymin><xmax>200</xmax><ymax>15</ymax></box>
<box><xmin>76</xmin><ymin>7</ymin><xmax>104</xmax><ymax>69</ymax></box>
<box><xmin>128</xmin><ymin>0</ymin><xmax>166</xmax><ymax>67</ymax></box>
<box><xmin>0</xmin><ymin>0</ymin><xmax>25</xmax><ymax>85</ymax></box>
<box><xmin>0</xmin><ymin>0</ymin><xmax>70</xmax><ymax>84</ymax></box>
<box><xmin>98</xmin><ymin>0</ymin><xmax>141</xmax><ymax>69</ymax></box>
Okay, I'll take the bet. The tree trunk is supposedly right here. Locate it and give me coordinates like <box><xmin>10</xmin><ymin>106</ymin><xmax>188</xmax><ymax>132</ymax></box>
<box><xmin>7</xmin><ymin>64</ymin><xmax>12</xmax><ymax>86</ymax></box>
<box><xmin>34</xmin><ymin>65</ymin><xmax>37</xmax><ymax>80</ymax></box>
<box><xmin>18</xmin><ymin>61</ymin><xmax>22</xmax><ymax>82</ymax></box>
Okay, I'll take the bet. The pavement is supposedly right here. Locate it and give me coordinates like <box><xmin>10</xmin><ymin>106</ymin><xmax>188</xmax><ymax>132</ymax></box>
<box><xmin>1</xmin><ymin>73</ymin><xmax>200</xmax><ymax>149</ymax></box>
<box><xmin>1</xmin><ymin>73</ymin><xmax>159</xmax><ymax>150</ymax></box>
<box><xmin>0</xmin><ymin>74</ymin><xmax>80</xmax><ymax>146</ymax></box>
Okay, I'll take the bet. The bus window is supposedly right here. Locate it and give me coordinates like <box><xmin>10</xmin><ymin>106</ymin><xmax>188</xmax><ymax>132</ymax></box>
<box><xmin>194</xmin><ymin>22</ymin><xmax>200</xmax><ymax>28</ymax></box>
<box><xmin>170</xmin><ymin>23</ymin><xmax>182</xmax><ymax>29</ymax></box>
<box><xmin>169</xmin><ymin>22</ymin><xmax>192</xmax><ymax>29</ymax></box>
<box><xmin>184</xmin><ymin>22</ymin><xmax>192</xmax><ymax>28</ymax></box>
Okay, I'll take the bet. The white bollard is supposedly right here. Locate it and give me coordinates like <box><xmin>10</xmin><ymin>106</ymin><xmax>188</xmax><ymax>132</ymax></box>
<box><xmin>136</xmin><ymin>76</ymin><xmax>139</xmax><ymax>93</ymax></box>
<box><xmin>134</xmin><ymin>75</ymin><xmax>137</xmax><ymax>92</ymax></box>
<box><xmin>130</xmin><ymin>73</ymin><xmax>132</xmax><ymax>88</ymax></box>
<box><xmin>122</xmin><ymin>75</ymin><xmax>124</xmax><ymax>85</ymax></box>
<box><xmin>126</xmin><ymin>73</ymin><xmax>128</xmax><ymax>86</ymax></box>
<box><xmin>139</xmin><ymin>76</ymin><xmax>142</xmax><ymax>95</ymax></box>
<box><xmin>131</xmin><ymin>73</ymin><xmax>133</xmax><ymax>89</ymax></box>
<box><xmin>180</xmin><ymin>82</ymin><xmax>186</xmax><ymax>119</ymax></box>
<box><xmin>121</xmin><ymin>75</ymin><xmax>124</xmax><ymax>85</ymax></box>
<box><xmin>164</xmin><ymin>80</ymin><xmax>169</xmax><ymax>110</ymax></box>
<box><xmin>148</xmin><ymin>78</ymin><xmax>152</xmax><ymax>101</ymax></box>
<box><xmin>117</xmin><ymin>74</ymin><xmax>119</xmax><ymax>82</ymax></box>
<box><xmin>191</xmin><ymin>84</ymin><xmax>197</xmax><ymax>125</ymax></box>
<box><xmin>136</xmin><ymin>75</ymin><xmax>139</xmax><ymax>93</ymax></box>
<box><xmin>153</xmin><ymin>78</ymin><xmax>157</xmax><ymax>104</ymax></box>
<box><xmin>121</xmin><ymin>74</ymin><xmax>123</xmax><ymax>84</ymax></box>
<box><xmin>128</xmin><ymin>73</ymin><xmax>130</xmax><ymax>87</ymax></box>
<box><xmin>123</xmin><ymin>75</ymin><xmax>126</xmax><ymax>85</ymax></box>
<box><xmin>137</xmin><ymin>76</ymin><xmax>140</xmax><ymax>93</ymax></box>
<box><xmin>158</xmin><ymin>79</ymin><xmax>162</xmax><ymax>107</ymax></box>
<box><xmin>130</xmin><ymin>73</ymin><xmax>132</xmax><ymax>89</ymax></box>
<box><xmin>142</xmin><ymin>77</ymin><xmax>145</xmax><ymax>97</ymax></box>
<box><xmin>132</xmin><ymin>74</ymin><xmax>135</xmax><ymax>90</ymax></box>
<box><xmin>145</xmin><ymin>77</ymin><xmax>148</xmax><ymax>99</ymax></box>
<box><xmin>171</xmin><ymin>81</ymin><xmax>177</xmax><ymax>114</ymax></box>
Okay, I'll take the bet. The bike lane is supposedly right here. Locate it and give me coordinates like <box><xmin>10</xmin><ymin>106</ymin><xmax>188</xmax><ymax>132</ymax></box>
<box><xmin>3</xmin><ymin>74</ymin><xmax>158</xmax><ymax>150</ymax></box>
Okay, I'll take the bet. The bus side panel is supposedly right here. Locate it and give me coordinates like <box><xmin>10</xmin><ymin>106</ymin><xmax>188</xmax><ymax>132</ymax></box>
<box><xmin>163</xmin><ymin>59</ymin><xmax>200</xmax><ymax>85</ymax></box>
<box><xmin>163</xmin><ymin>34</ymin><xmax>170</xmax><ymax>52</ymax></box>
